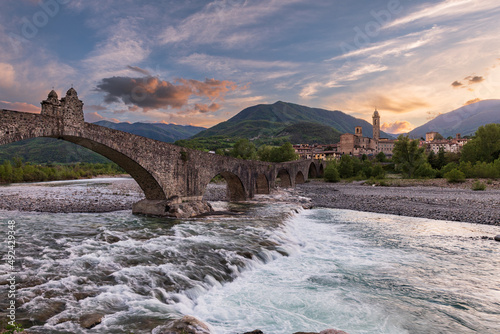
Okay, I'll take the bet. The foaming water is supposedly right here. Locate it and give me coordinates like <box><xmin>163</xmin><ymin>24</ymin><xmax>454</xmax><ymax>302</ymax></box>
<box><xmin>190</xmin><ymin>209</ymin><xmax>500</xmax><ymax>334</ymax></box>
<box><xmin>0</xmin><ymin>202</ymin><xmax>299</xmax><ymax>333</ymax></box>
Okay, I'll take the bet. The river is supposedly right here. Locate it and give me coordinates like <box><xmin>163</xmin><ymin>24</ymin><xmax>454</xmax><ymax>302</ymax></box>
<box><xmin>0</xmin><ymin>179</ymin><xmax>499</xmax><ymax>333</ymax></box>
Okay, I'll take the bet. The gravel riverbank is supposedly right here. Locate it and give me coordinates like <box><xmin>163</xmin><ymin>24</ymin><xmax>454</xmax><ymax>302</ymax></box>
<box><xmin>1</xmin><ymin>177</ymin><xmax>498</xmax><ymax>226</ymax></box>
<box><xmin>295</xmin><ymin>180</ymin><xmax>500</xmax><ymax>226</ymax></box>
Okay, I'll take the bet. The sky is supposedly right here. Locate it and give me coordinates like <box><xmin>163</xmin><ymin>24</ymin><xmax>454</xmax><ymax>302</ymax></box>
<box><xmin>1</xmin><ymin>0</ymin><xmax>500</xmax><ymax>133</ymax></box>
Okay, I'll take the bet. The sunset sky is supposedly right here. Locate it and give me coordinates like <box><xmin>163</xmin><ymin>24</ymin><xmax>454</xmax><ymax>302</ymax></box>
<box><xmin>1</xmin><ymin>0</ymin><xmax>500</xmax><ymax>133</ymax></box>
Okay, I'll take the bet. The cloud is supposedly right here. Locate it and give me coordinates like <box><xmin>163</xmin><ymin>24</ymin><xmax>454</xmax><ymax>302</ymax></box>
<box><xmin>159</xmin><ymin>0</ymin><xmax>305</xmax><ymax>48</ymax></box>
<box><xmin>84</xmin><ymin>111</ymin><xmax>105</xmax><ymax>122</ymax></box>
<box><xmin>384</xmin><ymin>0</ymin><xmax>499</xmax><ymax>29</ymax></box>
<box><xmin>381</xmin><ymin>121</ymin><xmax>414</xmax><ymax>134</ymax></box>
<box><xmin>0</xmin><ymin>100</ymin><xmax>39</xmax><ymax>113</ymax></box>
<box><xmin>84</xmin><ymin>111</ymin><xmax>120</xmax><ymax>123</ymax></box>
<box><xmin>464</xmin><ymin>98</ymin><xmax>481</xmax><ymax>105</ymax></box>
<box><xmin>96</xmin><ymin>76</ymin><xmax>239</xmax><ymax>112</ymax></box>
<box><xmin>465</xmin><ymin>75</ymin><xmax>484</xmax><ymax>84</ymax></box>
<box><xmin>127</xmin><ymin>65</ymin><xmax>151</xmax><ymax>76</ymax></box>
<box><xmin>84</xmin><ymin>104</ymin><xmax>107</xmax><ymax>111</ymax></box>
<box><xmin>367</xmin><ymin>95</ymin><xmax>430</xmax><ymax>113</ymax></box>
<box><xmin>332</xmin><ymin>27</ymin><xmax>445</xmax><ymax>61</ymax></box>
<box><xmin>0</xmin><ymin>63</ymin><xmax>15</xmax><ymax>88</ymax></box>
<box><xmin>194</xmin><ymin>103</ymin><xmax>221</xmax><ymax>113</ymax></box>
<box><xmin>451</xmin><ymin>80</ymin><xmax>463</xmax><ymax>88</ymax></box>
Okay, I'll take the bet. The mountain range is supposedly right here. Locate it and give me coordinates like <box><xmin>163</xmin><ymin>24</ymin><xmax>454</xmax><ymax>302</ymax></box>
<box><xmin>94</xmin><ymin>121</ymin><xmax>205</xmax><ymax>142</ymax></box>
<box><xmin>408</xmin><ymin>99</ymin><xmax>500</xmax><ymax>138</ymax></box>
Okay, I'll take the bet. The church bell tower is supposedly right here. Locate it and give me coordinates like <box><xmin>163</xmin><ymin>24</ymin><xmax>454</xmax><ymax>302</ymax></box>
<box><xmin>372</xmin><ymin>109</ymin><xmax>380</xmax><ymax>141</ymax></box>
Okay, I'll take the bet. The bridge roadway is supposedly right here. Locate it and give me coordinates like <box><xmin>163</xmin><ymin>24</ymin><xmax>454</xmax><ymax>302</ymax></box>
<box><xmin>0</xmin><ymin>88</ymin><xmax>325</xmax><ymax>217</ymax></box>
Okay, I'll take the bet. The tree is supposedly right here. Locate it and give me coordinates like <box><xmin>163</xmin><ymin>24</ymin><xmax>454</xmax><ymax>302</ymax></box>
<box><xmin>461</xmin><ymin>124</ymin><xmax>500</xmax><ymax>163</ymax></box>
<box><xmin>257</xmin><ymin>142</ymin><xmax>299</xmax><ymax>162</ymax></box>
<box><xmin>392</xmin><ymin>135</ymin><xmax>425</xmax><ymax>178</ymax></box>
<box><xmin>338</xmin><ymin>154</ymin><xmax>355</xmax><ymax>178</ymax></box>
<box><xmin>376</xmin><ymin>151</ymin><xmax>387</xmax><ymax>162</ymax></box>
<box><xmin>229</xmin><ymin>139</ymin><xmax>257</xmax><ymax>160</ymax></box>
<box><xmin>433</xmin><ymin>133</ymin><xmax>444</xmax><ymax>141</ymax></box>
<box><xmin>324</xmin><ymin>163</ymin><xmax>340</xmax><ymax>182</ymax></box>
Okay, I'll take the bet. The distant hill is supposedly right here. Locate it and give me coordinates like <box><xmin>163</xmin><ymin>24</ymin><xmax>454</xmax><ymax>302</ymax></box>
<box><xmin>0</xmin><ymin>121</ymin><xmax>206</xmax><ymax>164</ymax></box>
<box><xmin>408</xmin><ymin>99</ymin><xmax>500</xmax><ymax>138</ymax></box>
<box><xmin>94</xmin><ymin>121</ymin><xmax>205</xmax><ymax>142</ymax></box>
<box><xmin>193</xmin><ymin>101</ymin><xmax>392</xmax><ymax>143</ymax></box>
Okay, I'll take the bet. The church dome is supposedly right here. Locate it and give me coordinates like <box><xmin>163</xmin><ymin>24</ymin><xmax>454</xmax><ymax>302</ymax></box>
<box><xmin>48</xmin><ymin>90</ymin><xmax>58</xmax><ymax>99</ymax></box>
<box><xmin>66</xmin><ymin>87</ymin><xmax>78</xmax><ymax>96</ymax></box>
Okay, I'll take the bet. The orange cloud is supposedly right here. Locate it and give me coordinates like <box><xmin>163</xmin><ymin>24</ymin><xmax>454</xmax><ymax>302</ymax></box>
<box><xmin>381</xmin><ymin>121</ymin><xmax>414</xmax><ymax>134</ymax></box>
<box><xmin>464</xmin><ymin>98</ymin><xmax>481</xmax><ymax>106</ymax></box>
<box><xmin>465</xmin><ymin>75</ymin><xmax>484</xmax><ymax>84</ymax></box>
<box><xmin>451</xmin><ymin>80</ymin><xmax>463</xmax><ymax>88</ymax></box>
<box><xmin>0</xmin><ymin>100</ymin><xmax>39</xmax><ymax>113</ymax></box>
<box><xmin>365</xmin><ymin>95</ymin><xmax>430</xmax><ymax>113</ymax></box>
<box><xmin>0</xmin><ymin>63</ymin><xmax>15</xmax><ymax>88</ymax></box>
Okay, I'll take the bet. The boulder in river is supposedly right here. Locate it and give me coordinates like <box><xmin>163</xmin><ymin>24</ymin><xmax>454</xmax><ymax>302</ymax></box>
<box><xmin>153</xmin><ymin>315</ymin><xmax>212</xmax><ymax>334</ymax></box>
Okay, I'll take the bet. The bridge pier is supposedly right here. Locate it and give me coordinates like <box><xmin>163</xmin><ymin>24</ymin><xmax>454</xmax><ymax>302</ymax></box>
<box><xmin>132</xmin><ymin>198</ymin><xmax>213</xmax><ymax>218</ymax></box>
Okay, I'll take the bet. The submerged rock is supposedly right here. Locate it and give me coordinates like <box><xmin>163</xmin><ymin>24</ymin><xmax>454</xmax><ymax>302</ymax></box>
<box><xmin>495</xmin><ymin>235</ymin><xmax>500</xmax><ymax>242</ymax></box>
<box><xmin>79</xmin><ymin>313</ymin><xmax>104</xmax><ymax>329</ymax></box>
<box><xmin>153</xmin><ymin>315</ymin><xmax>212</xmax><ymax>334</ymax></box>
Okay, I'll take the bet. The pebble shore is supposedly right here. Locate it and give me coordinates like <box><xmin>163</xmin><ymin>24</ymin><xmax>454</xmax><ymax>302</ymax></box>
<box><xmin>295</xmin><ymin>181</ymin><xmax>500</xmax><ymax>226</ymax></box>
<box><xmin>0</xmin><ymin>177</ymin><xmax>498</xmax><ymax>226</ymax></box>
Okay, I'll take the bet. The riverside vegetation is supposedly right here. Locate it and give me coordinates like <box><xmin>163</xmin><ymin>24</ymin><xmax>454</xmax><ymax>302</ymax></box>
<box><xmin>0</xmin><ymin>158</ymin><xmax>124</xmax><ymax>184</ymax></box>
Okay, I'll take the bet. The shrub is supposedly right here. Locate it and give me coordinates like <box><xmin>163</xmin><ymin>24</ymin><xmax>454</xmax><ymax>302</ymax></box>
<box><xmin>444</xmin><ymin>168</ymin><xmax>466</xmax><ymax>183</ymax></box>
<box><xmin>324</xmin><ymin>163</ymin><xmax>340</xmax><ymax>183</ymax></box>
<box><xmin>414</xmin><ymin>162</ymin><xmax>436</xmax><ymax>178</ymax></box>
<box><xmin>371</xmin><ymin>164</ymin><xmax>386</xmax><ymax>179</ymax></box>
<box><xmin>472</xmin><ymin>181</ymin><xmax>486</xmax><ymax>191</ymax></box>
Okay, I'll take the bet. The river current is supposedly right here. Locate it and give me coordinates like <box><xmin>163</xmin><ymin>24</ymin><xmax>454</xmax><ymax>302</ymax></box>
<box><xmin>1</xmin><ymin>181</ymin><xmax>499</xmax><ymax>333</ymax></box>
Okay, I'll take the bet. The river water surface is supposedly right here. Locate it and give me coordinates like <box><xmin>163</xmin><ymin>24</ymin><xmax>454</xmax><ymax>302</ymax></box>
<box><xmin>0</xmin><ymin>180</ymin><xmax>499</xmax><ymax>334</ymax></box>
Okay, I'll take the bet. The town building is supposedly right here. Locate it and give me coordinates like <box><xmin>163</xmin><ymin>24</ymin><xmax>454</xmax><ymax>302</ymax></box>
<box><xmin>426</xmin><ymin>133</ymin><xmax>469</xmax><ymax>153</ymax></box>
<box><xmin>339</xmin><ymin>110</ymin><xmax>396</xmax><ymax>157</ymax></box>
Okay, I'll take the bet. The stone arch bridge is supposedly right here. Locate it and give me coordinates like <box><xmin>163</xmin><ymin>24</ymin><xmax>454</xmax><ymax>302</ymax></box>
<box><xmin>0</xmin><ymin>89</ymin><xmax>326</xmax><ymax>217</ymax></box>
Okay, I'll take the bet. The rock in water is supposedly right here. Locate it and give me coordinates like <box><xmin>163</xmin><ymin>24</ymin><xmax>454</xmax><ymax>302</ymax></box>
<box><xmin>153</xmin><ymin>315</ymin><xmax>212</xmax><ymax>334</ymax></box>
<box><xmin>79</xmin><ymin>313</ymin><xmax>103</xmax><ymax>329</ymax></box>
<box><xmin>495</xmin><ymin>235</ymin><xmax>500</xmax><ymax>242</ymax></box>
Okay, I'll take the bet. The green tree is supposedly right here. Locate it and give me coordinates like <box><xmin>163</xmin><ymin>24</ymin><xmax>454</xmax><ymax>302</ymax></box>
<box><xmin>276</xmin><ymin>142</ymin><xmax>299</xmax><ymax>162</ymax></box>
<box><xmin>375</xmin><ymin>151</ymin><xmax>387</xmax><ymax>162</ymax></box>
<box><xmin>338</xmin><ymin>155</ymin><xmax>355</xmax><ymax>178</ymax></box>
<box><xmin>461</xmin><ymin>124</ymin><xmax>500</xmax><ymax>163</ymax></box>
<box><xmin>229</xmin><ymin>139</ymin><xmax>257</xmax><ymax>160</ymax></box>
<box><xmin>392</xmin><ymin>135</ymin><xmax>425</xmax><ymax>178</ymax></box>
<box><xmin>257</xmin><ymin>142</ymin><xmax>299</xmax><ymax>162</ymax></box>
<box><xmin>324</xmin><ymin>162</ymin><xmax>340</xmax><ymax>182</ymax></box>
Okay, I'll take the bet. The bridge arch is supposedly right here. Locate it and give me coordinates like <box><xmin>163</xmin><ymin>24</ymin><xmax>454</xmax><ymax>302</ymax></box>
<box><xmin>59</xmin><ymin>135</ymin><xmax>166</xmax><ymax>200</ymax></box>
<box><xmin>255</xmin><ymin>173</ymin><xmax>270</xmax><ymax>194</ymax></box>
<box><xmin>308</xmin><ymin>162</ymin><xmax>318</xmax><ymax>178</ymax></box>
<box><xmin>205</xmin><ymin>171</ymin><xmax>246</xmax><ymax>201</ymax></box>
<box><xmin>295</xmin><ymin>171</ymin><xmax>305</xmax><ymax>184</ymax></box>
<box><xmin>276</xmin><ymin>169</ymin><xmax>292</xmax><ymax>188</ymax></box>
<box><xmin>318</xmin><ymin>164</ymin><xmax>324</xmax><ymax>177</ymax></box>
<box><xmin>1</xmin><ymin>133</ymin><xmax>166</xmax><ymax>201</ymax></box>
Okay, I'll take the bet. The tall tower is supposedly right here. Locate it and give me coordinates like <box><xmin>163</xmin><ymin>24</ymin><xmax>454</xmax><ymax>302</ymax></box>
<box><xmin>372</xmin><ymin>109</ymin><xmax>380</xmax><ymax>141</ymax></box>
